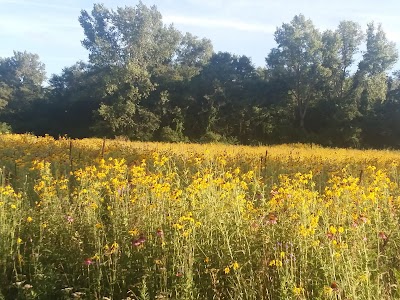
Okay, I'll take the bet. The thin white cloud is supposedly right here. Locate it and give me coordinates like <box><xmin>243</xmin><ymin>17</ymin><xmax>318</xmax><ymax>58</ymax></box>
<box><xmin>0</xmin><ymin>14</ymin><xmax>80</xmax><ymax>35</ymax></box>
<box><xmin>1</xmin><ymin>0</ymin><xmax>74</xmax><ymax>10</ymax></box>
<box><xmin>164</xmin><ymin>14</ymin><xmax>275</xmax><ymax>34</ymax></box>
<box><xmin>386</xmin><ymin>31</ymin><xmax>400</xmax><ymax>44</ymax></box>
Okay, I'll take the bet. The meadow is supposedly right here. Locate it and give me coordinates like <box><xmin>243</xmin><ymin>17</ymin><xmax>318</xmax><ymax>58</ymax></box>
<box><xmin>1</xmin><ymin>134</ymin><xmax>400</xmax><ymax>299</ymax></box>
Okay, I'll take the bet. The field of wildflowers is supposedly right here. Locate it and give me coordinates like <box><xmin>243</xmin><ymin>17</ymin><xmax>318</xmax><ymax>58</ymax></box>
<box><xmin>1</xmin><ymin>134</ymin><xmax>400</xmax><ymax>299</ymax></box>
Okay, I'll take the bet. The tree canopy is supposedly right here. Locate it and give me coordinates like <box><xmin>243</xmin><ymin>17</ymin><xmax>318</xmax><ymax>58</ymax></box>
<box><xmin>1</xmin><ymin>3</ymin><xmax>400</xmax><ymax>149</ymax></box>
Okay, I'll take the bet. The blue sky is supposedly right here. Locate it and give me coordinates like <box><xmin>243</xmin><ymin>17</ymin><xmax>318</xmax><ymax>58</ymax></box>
<box><xmin>1</xmin><ymin>0</ymin><xmax>400</xmax><ymax>77</ymax></box>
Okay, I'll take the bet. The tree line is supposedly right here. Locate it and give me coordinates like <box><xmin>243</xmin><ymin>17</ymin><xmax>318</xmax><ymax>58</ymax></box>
<box><xmin>1</xmin><ymin>2</ymin><xmax>400</xmax><ymax>148</ymax></box>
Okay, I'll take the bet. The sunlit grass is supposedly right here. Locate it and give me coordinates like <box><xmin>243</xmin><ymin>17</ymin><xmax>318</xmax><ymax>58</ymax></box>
<box><xmin>1</xmin><ymin>134</ymin><xmax>400</xmax><ymax>299</ymax></box>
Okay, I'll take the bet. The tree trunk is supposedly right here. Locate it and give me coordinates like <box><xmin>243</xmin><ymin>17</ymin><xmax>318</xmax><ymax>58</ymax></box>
<box><xmin>299</xmin><ymin>116</ymin><xmax>305</xmax><ymax>130</ymax></box>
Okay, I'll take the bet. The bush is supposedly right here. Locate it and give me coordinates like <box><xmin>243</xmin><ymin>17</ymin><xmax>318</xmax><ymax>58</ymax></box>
<box><xmin>159</xmin><ymin>126</ymin><xmax>187</xmax><ymax>143</ymax></box>
<box><xmin>199</xmin><ymin>131</ymin><xmax>238</xmax><ymax>144</ymax></box>
<box><xmin>0</xmin><ymin>122</ymin><xmax>11</xmax><ymax>134</ymax></box>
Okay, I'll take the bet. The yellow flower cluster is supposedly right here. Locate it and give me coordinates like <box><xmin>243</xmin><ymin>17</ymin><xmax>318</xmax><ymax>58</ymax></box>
<box><xmin>1</xmin><ymin>134</ymin><xmax>400</xmax><ymax>299</ymax></box>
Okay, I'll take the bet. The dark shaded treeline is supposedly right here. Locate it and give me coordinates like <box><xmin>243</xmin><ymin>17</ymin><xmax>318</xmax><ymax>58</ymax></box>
<box><xmin>1</xmin><ymin>2</ymin><xmax>400</xmax><ymax>148</ymax></box>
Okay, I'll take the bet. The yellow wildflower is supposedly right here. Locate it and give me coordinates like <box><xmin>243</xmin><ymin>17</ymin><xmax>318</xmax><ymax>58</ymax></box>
<box><xmin>269</xmin><ymin>259</ymin><xmax>283</xmax><ymax>267</ymax></box>
<box><xmin>292</xmin><ymin>286</ymin><xmax>304</xmax><ymax>296</ymax></box>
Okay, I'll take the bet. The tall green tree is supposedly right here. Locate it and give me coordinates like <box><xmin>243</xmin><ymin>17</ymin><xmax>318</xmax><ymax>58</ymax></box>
<box><xmin>359</xmin><ymin>22</ymin><xmax>398</xmax><ymax>76</ymax></box>
<box><xmin>79</xmin><ymin>2</ymin><xmax>181</xmax><ymax>68</ymax></box>
<box><xmin>95</xmin><ymin>62</ymin><xmax>158</xmax><ymax>139</ymax></box>
<box><xmin>0</xmin><ymin>51</ymin><xmax>46</xmax><ymax>131</ymax></box>
<box><xmin>184</xmin><ymin>52</ymin><xmax>259</xmax><ymax>142</ymax></box>
<box><xmin>79</xmin><ymin>3</ymin><xmax>177</xmax><ymax>139</ymax></box>
<box><xmin>148</xmin><ymin>33</ymin><xmax>213</xmax><ymax>141</ymax></box>
<box><xmin>319</xmin><ymin>21</ymin><xmax>363</xmax><ymax>100</ymax></box>
<box><xmin>79</xmin><ymin>2</ymin><xmax>212</xmax><ymax>140</ymax></box>
<box><xmin>309</xmin><ymin>21</ymin><xmax>364</xmax><ymax>145</ymax></box>
<box><xmin>353</xmin><ymin>23</ymin><xmax>398</xmax><ymax>146</ymax></box>
<box><xmin>266</xmin><ymin>15</ymin><xmax>323</xmax><ymax>132</ymax></box>
<box><xmin>0</xmin><ymin>51</ymin><xmax>46</xmax><ymax>112</ymax></box>
<box><xmin>357</xmin><ymin>22</ymin><xmax>398</xmax><ymax>111</ymax></box>
<box><xmin>32</xmin><ymin>61</ymin><xmax>102</xmax><ymax>137</ymax></box>
<box><xmin>174</xmin><ymin>33</ymin><xmax>213</xmax><ymax>80</ymax></box>
<box><xmin>337</xmin><ymin>21</ymin><xmax>364</xmax><ymax>97</ymax></box>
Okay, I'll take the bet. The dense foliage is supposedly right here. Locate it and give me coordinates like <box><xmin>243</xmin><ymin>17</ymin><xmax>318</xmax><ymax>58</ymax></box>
<box><xmin>1</xmin><ymin>2</ymin><xmax>400</xmax><ymax>148</ymax></box>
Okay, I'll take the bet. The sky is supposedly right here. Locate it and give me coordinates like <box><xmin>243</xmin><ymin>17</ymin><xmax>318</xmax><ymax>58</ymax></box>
<box><xmin>1</xmin><ymin>0</ymin><xmax>400</xmax><ymax>77</ymax></box>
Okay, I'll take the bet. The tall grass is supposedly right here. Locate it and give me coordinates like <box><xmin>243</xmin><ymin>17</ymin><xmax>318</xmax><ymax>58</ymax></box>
<box><xmin>0</xmin><ymin>134</ymin><xmax>400</xmax><ymax>299</ymax></box>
